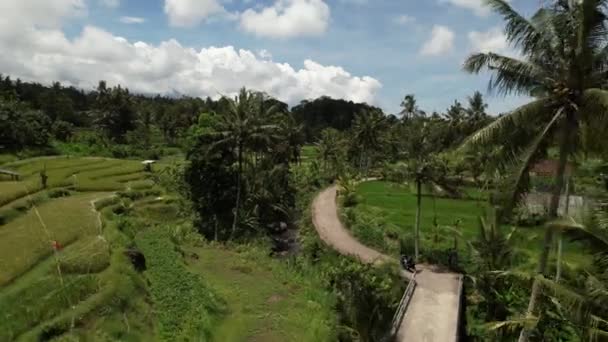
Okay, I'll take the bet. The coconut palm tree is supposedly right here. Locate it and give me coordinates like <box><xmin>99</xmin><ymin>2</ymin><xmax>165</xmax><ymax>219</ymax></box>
<box><xmin>351</xmin><ymin>109</ymin><xmax>387</xmax><ymax>176</ymax></box>
<box><xmin>462</xmin><ymin>1</ymin><xmax>608</xmax><ymax>339</ymax></box>
<box><xmin>406</xmin><ymin>156</ymin><xmax>459</xmax><ymax>261</ymax></box>
<box><xmin>315</xmin><ymin>128</ymin><xmax>342</xmax><ymax>176</ymax></box>
<box><xmin>209</xmin><ymin>88</ymin><xmax>280</xmax><ymax>238</ymax></box>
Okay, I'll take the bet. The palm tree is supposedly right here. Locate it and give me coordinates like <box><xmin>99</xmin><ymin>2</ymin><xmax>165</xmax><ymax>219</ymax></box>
<box><xmin>462</xmin><ymin>1</ymin><xmax>608</xmax><ymax>339</ymax></box>
<box><xmin>516</xmin><ymin>212</ymin><xmax>608</xmax><ymax>340</ymax></box>
<box><xmin>400</xmin><ymin>94</ymin><xmax>425</xmax><ymax>119</ymax></box>
<box><xmin>406</xmin><ymin>156</ymin><xmax>458</xmax><ymax>261</ymax></box>
<box><xmin>315</xmin><ymin>128</ymin><xmax>342</xmax><ymax>176</ymax></box>
<box><xmin>277</xmin><ymin>114</ymin><xmax>305</xmax><ymax>164</ymax></box>
<box><xmin>470</xmin><ymin>208</ymin><xmax>517</xmax><ymax>323</ymax></box>
<box><xmin>209</xmin><ymin>88</ymin><xmax>280</xmax><ymax>238</ymax></box>
<box><xmin>351</xmin><ymin>109</ymin><xmax>387</xmax><ymax>176</ymax></box>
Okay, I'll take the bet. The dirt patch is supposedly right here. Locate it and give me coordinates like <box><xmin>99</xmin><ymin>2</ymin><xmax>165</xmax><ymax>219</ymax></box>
<box><xmin>266</xmin><ymin>294</ymin><xmax>284</xmax><ymax>304</ymax></box>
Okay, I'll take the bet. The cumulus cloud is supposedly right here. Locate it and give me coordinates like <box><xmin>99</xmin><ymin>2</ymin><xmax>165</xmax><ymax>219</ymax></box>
<box><xmin>164</xmin><ymin>0</ymin><xmax>225</xmax><ymax>27</ymax></box>
<box><xmin>258</xmin><ymin>49</ymin><xmax>273</xmax><ymax>59</ymax></box>
<box><xmin>240</xmin><ymin>0</ymin><xmax>330</xmax><ymax>38</ymax></box>
<box><xmin>440</xmin><ymin>0</ymin><xmax>510</xmax><ymax>17</ymax></box>
<box><xmin>120</xmin><ymin>16</ymin><xmax>146</xmax><ymax>24</ymax></box>
<box><xmin>420</xmin><ymin>25</ymin><xmax>454</xmax><ymax>56</ymax></box>
<box><xmin>0</xmin><ymin>0</ymin><xmax>86</xmax><ymax>32</ymax></box>
<box><xmin>468</xmin><ymin>26</ymin><xmax>508</xmax><ymax>53</ymax></box>
<box><xmin>0</xmin><ymin>1</ymin><xmax>380</xmax><ymax>105</ymax></box>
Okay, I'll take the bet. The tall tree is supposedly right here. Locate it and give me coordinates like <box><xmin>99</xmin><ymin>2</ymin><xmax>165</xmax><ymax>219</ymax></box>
<box><xmin>350</xmin><ymin>109</ymin><xmax>387</xmax><ymax>176</ymax></box>
<box><xmin>400</xmin><ymin>94</ymin><xmax>418</xmax><ymax>119</ymax></box>
<box><xmin>93</xmin><ymin>81</ymin><xmax>137</xmax><ymax>143</ymax></box>
<box><xmin>406</xmin><ymin>156</ymin><xmax>458</xmax><ymax>261</ymax></box>
<box><xmin>209</xmin><ymin>88</ymin><xmax>280</xmax><ymax>238</ymax></box>
<box><xmin>467</xmin><ymin>91</ymin><xmax>488</xmax><ymax>119</ymax></box>
<box><xmin>316</xmin><ymin>128</ymin><xmax>344</xmax><ymax>178</ymax></box>
<box><xmin>462</xmin><ymin>1</ymin><xmax>608</xmax><ymax>340</ymax></box>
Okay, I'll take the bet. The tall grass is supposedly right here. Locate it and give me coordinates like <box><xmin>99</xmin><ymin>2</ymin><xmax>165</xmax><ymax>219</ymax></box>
<box><xmin>136</xmin><ymin>227</ymin><xmax>225</xmax><ymax>341</ymax></box>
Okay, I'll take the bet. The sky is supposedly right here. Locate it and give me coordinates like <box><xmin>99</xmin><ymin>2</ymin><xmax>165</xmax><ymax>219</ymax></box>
<box><xmin>0</xmin><ymin>0</ymin><xmax>542</xmax><ymax>115</ymax></box>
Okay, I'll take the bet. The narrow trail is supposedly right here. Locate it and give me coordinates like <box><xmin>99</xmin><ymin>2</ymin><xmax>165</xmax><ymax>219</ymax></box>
<box><xmin>311</xmin><ymin>184</ymin><xmax>462</xmax><ymax>342</ymax></box>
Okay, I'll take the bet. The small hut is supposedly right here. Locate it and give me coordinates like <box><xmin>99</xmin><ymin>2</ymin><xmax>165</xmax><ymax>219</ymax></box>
<box><xmin>142</xmin><ymin>160</ymin><xmax>156</xmax><ymax>172</ymax></box>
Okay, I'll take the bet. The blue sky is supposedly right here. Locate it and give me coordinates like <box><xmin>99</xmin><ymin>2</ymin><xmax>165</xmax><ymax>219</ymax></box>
<box><xmin>1</xmin><ymin>0</ymin><xmax>541</xmax><ymax>115</ymax></box>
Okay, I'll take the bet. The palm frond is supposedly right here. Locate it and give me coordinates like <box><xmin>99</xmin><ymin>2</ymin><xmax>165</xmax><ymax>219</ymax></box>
<box><xmin>579</xmin><ymin>0</ymin><xmax>608</xmax><ymax>55</ymax></box>
<box><xmin>489</xmin><ymin>317</ymin><xmax>538</xmax><ymax>332</ymax></box>
<box><xmin>581</xmin><ymin>88</ymin><xmax>608</xmax><ymax>125</ymax></box>
<box><xmin>536</xmin><ymin>276</ymin><xmax>589</xmax><ymax>321</ymax></box>
<box><xmin>460</xmin><ymin>98</ymin><xmax>551</xmax><ymax>151</ymax></box>
<box><xmin>484</xmin><ymin>0</ymin><xmax>551</xmax><ymax>55</ymax></box>
<box><xmin>545</xmin><ymin>216</ymin><xmax>585</xmax><ymax>232</ymax></box>
<box><xmin>499</xmin><ymin>107</ymin><xmax>565</xmax><ymax>213</ymax></box>
<box><xmin>463</xmin><ymin>53</ymin><xmax>549</xmax><ymax>96</ymax></box>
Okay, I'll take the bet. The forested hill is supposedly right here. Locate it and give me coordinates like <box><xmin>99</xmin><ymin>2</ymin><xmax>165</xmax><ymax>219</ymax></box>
<box><xmin>292</xmin><ymin>97</ymin><xmax>383</xmax><ymax>141</ymax></box>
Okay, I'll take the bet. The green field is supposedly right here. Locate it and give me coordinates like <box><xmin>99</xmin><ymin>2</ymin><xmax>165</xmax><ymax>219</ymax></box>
<box><xmin>187</xmin><ymin>245</ymin><xmax>336</xmax><ymax>342</ymax></box>
<box><xmin>351</xmin><ymin>181</ymin><xmax>593</xmax><ymax>270</ymax></box>
<box><xmin>0</xmin><ymin>156</ymin><xmax>337</xmax><ymax>341</ymax></box>
<box><xmin>0</xmin><ymin>156</ymin><xmax>163</xmax><ymax>340</ymax></box>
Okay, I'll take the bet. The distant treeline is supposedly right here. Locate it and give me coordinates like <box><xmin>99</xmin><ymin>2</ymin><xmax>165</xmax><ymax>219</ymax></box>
<box><xmin>0</xmin><ymin>74</ymin><xmax>494</xmax><ymax>156</ymax></box>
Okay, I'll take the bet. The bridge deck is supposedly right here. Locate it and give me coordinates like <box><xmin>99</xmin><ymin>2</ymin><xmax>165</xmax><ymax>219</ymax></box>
<box><xmin>397</xmin><ymin>267</ymin><xmax>462</xmax><ymax>341</ymax></box>
<box><xmin>312</xmin><ymin>185</ymin><xmax>462</xmax><ymax>342</ymax></box>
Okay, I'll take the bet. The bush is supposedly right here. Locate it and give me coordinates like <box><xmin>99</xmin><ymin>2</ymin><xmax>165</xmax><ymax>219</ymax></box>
<box><xmin>0</xmin><ymin>99</ymin><xmax>52</xmax><ymax>150</ymax></box>
<box><xmin>52</xmin><ymin>120</ymin><xmax>75</xmax><ymax>142</ymax></box>
<box><xmin>381</xmin><ymin>162</ymin><xmax>409</xmax><ymax>183</ymax></box>
<box><xmin>325</xmin><ymin>258</ymin><xmax>405</xmax><ymax>341</ymax></box>
<box><xmin>48</xmin><ymin>188</ymin><xmax>72</xmax><ymax>198</ymax></box>
<box><xmin>513</xmin><ymin>205</ymin><xmax>546</xmax><ymax>227</ymax></box>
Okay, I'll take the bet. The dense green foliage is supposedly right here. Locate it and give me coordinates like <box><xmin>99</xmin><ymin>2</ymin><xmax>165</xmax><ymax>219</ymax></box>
<box><xmin>136</xmin><ymin>227</ymin><xmax>224</xmax><ymax>340</ymax></box>
<box><xmin>185</xmin><ymin>89</ymin><xmax>301</xmax><ymax>244</ymax></box>
<box><xmin>292</xmin><ymin>96</ymin><xmax>382</xmax><ymax>142</ymax></box>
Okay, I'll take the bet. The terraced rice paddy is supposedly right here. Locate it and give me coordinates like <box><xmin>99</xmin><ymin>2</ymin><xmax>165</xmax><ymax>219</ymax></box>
<box><xmin>0</xmin><ymin>156</ymin><xmax>161</xmax><ymax>340</ymax></box>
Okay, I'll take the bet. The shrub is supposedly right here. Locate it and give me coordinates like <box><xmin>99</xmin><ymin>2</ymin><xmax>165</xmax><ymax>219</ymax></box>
<box><xmin>52</xmin><ymin>120</ymin><xmax>75</xmax><ymax>142</ymax></box>
<box><xmin>48</xmin><ymin>188</ymin><xmax>71</xmax><ymax>199</ymax></box>
<box><xmin>325</xmin><ymin>258</ymin><xmax>405</xmax><ymax>341</ymax></box>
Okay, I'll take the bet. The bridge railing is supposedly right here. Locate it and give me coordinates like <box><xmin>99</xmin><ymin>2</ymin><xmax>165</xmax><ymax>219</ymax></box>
<box><xmin>388</xmin><ymin>274</ymin><xmax>417</xmax><ymax>339</ymax></box>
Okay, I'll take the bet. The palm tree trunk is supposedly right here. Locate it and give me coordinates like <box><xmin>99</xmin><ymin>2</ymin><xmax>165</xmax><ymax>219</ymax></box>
<box><xmin>518</xmin><ymin>123</ymin><xmax>571</xmax><ymax>342</ymax></box>
<box><xmin>231</xmin><ymin>143</ymin><xmax>243</xmax><ymax>239</ymax></box>
<box><xmin>555</xmin><ymin>178</ymin><xmax>570</xmax><ymax>282</ymax></box>
<box><xmin>414</xmin><ymin>179</ymin><xmax>422</xmax><ymax>262</ymax></box>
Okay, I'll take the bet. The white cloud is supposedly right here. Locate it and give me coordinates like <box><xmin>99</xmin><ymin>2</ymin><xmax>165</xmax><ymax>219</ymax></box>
<box><xmin>420</xmin><ymin>25</ymin><xmax>454</xmax><ymax>56</ymax></box>
<box><xmin>164</xmin><ymin>0</ymin><xmax>225</xmax><ymax>27</ymax></box>
<box><xmin>100</xmin><ymin>0</ymin><xmax>120</xmax><ymax>8</ymax></box>
<box><xmin>120</xmin><ymin>16</ymin><xmax>146</xmax><ymax>24</ymax></box>
<box><xmin>468</xmin><ymin>27</ymin><xmax>508</xmax><ymax>53</ymax></box>
<box><xmin>440</xmin><ymin>0</ymin><xmax>510</xmax><ymax>17</ymax></box>
<box><xmin>394</xmin><ymin>14</ymin><xmax>415</xmax><ymax>25</ymax></box>
<box><xmin>0</xmin><ymin>5</ymin><xmax>380</xmax><ymax>106</ymax></box>
<box><xmin>240</xmin><ymin>0</ymin><xmax>330</xmax><ymax>38</ymax></box>
<box><xmin>258</xmin><ymin>49</ymin><xmax>273</xmax><ymax>59</ymax></box>
<box><xmin>0</xmin><ymin>0</ymin><xmax>86</xmax><ymax>32</ymax></box>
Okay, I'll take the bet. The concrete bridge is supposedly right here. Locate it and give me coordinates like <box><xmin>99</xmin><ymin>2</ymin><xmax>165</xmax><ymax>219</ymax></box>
<box><xmin>312</xmin><ymin>185</ymin><xmax>464</xmax><ymax>341</ymax></box>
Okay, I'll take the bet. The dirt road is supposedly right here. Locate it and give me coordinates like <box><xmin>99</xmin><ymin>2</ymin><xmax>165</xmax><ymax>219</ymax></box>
<box><xmin>311</xmin><ymin>184</ymin><xmax>462</xmax><ymax>342</ymax></box>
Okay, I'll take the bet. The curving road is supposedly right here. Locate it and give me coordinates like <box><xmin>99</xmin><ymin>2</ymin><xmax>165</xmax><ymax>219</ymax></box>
<box><xmin>311</xmin><ymin>184</ymin><xmax>462</xmax><ymax>342</ymax></box>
